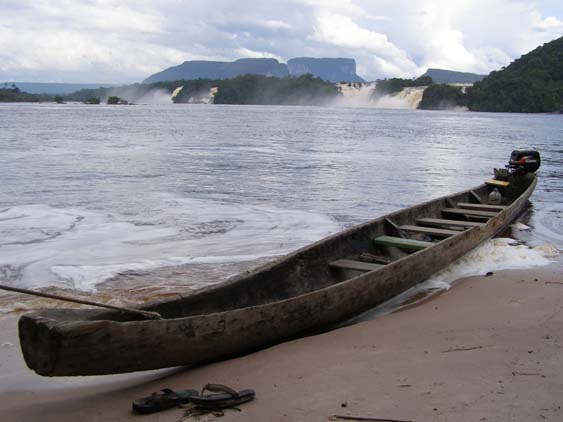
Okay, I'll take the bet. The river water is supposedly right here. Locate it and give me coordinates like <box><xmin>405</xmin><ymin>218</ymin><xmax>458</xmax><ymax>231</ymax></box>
<box><xmin>0</xmin><ymin>103</ymin><xmax>561</xmax><ymax>312</ymax></box>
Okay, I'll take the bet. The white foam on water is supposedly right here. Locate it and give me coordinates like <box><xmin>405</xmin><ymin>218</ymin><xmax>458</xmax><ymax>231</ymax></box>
<box><xmin>355</xmin><ymin>237</ymin><xmax>559</xmax><ymax>320</ymax></box>
<box><xmin>372</xmin><ymin>95</ymin><xmax>412</xmax><ymax>109</ymax></box>
<box><xmin>423</xmin><ymin>237</ymin><xmax>558</xmax><ymax>290</ymax></box>
<box><xmin>0</xmin><ymin>198</ymin><xmax>340</xmax><ymax>291</ymax></box>
<box><xmin>0</xmin><ymin>205</ymin><xmax>85</xmax><ymax>245</ymax></box>
<box><xmin>512</xmin><ymin>221</ymin><xmax>531</xmax><ymax>231</ymax></box>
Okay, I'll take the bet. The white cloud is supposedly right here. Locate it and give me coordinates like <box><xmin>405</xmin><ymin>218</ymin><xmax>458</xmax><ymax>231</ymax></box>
<box><xmin>263</xmin><ymin>20</ymin><xmax>293</xmax><ymax>30</ymax></box>
<box><xmin>235</xmin><ymin>48</ymin><xmax>283</xmax><ymax>61</ymax></box>
<box><xmin>533</xmin><ymin>14</ymin><xmax>563</xmax><ymax>34</ymax></box>
<box><xmin>0</xmin><ymin>0</ymin><xmax>561</xmax><ymax>82</ymax></box>
<box><xmin>0</xmin><ymin>0</ymin><xmax>191</xmax><ymax>82</ymax></box>
<box><xmin>29</xmin><ymin>0</ymin><xmax>165</xmax><ymax>33</ymax></box>
<box><xmin>296</xmin><ymin>0</ymin><xmax>365</xmax><ymax>17</ymax></box>
<box><xmin>311</xmin><ymin>11</ymin><xmax>417</xmax><ymax>64</ymax></box>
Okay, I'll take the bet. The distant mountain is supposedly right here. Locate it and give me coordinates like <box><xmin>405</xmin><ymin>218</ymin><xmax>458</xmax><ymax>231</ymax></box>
<box><xmin>143</xmin><ymin>58</ymin><xmax>289</xmax><ymax>84</ymax></box>
<box><xmin>4</xmin><ymin>82</ymin><xmax>118</xmax><ymax>95</ymax></box>
<box><xmin>143</xmin><ymin>57</ymin><xmax>365</xmax><ymax>84</ymax></box>
<box><xmin>420</xmin><ymin>68</ymin><xmax>486</xmax><ymax>84</ymax></box>
<box><xmin>287</xmin><ymin>58</ymin><xmax>365</xmax><ymax>82</ymax></box>
<box><xmin>468</xmin><ymin>36</ymin><xmax>563</xmax><ymax>112</ymax></box>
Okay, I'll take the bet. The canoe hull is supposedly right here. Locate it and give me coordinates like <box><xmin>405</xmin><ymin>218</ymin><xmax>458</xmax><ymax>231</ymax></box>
<box><xmin>19</xmin><ymin>177</ymin><xmax>536</xmax><ymax>376</ymax></box>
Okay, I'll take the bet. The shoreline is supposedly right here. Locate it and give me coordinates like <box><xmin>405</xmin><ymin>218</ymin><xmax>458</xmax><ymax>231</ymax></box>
<box><xmin>1</xmin><ymin>101</ymin><xmax>563</xmax><ymax>114</ymax></box>
<box><xmin>1</xmin><ymin>256</ymin><xmax>561</xmax><ymax>421</ymax></box>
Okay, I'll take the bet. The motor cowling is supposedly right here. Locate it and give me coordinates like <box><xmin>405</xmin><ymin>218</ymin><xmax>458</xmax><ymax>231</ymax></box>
<box><xmin>508</xmin><ymin>150</ymin><xmax>541</xmax><ymax>173</ymax></box>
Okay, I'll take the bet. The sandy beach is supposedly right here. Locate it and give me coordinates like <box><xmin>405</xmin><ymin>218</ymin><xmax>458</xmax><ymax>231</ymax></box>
<box><xmin>1</xmin><ymin>256</ymin><xmax>561</xmax><ymax>422</ymax></box>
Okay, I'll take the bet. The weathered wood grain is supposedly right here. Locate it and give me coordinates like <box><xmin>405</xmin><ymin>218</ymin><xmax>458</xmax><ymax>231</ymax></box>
<box><xmin>399</xmin><ymin>225</ymin><xmax>460</xmax><ymax>237</ymax></box>
<box><xmin>457</xmin><ymin>203</ymin><xmax>507</xmax><ymax>212</ymax></box>
<box><xmin>373</xmin><ymin>235</ymin><xmax>433</xmax><ymax>251</ymax></box>
<box><xmin>330</xmin><ymin>259</ymin><xmax>384</xmax><ymax>272</ymax></box>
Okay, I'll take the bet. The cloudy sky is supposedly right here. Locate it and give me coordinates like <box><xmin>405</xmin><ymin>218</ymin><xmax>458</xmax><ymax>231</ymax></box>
<box><xmin>1</xmin><ymin>0</ymin><xmax>562</xmax><ymax>83</ymax></box>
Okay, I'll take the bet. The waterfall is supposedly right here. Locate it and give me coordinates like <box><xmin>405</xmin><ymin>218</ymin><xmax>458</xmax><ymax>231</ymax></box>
<box><xmin>394</xmin><ymin>87</ymin><xmax>426</xmax><ymax>108</ymax></box>
<box><xmin>171</xmin><ymin>86</ymin><xmax>184</xmax><ymax>99</ymax></box>
<box><xmin>335</xmin><ymin>82</ymin><xmax>376</xmax><ymax>106</ymax></box>
<box><xmin>178</xmin><ymin>87</ymin><xmax>218</xmax><ymax>104</ymax></box>
<box><xmin>373</xmin><ymin>86</ymin><xmax>427</xmax><ymax>109</ymax></box>
<box><xmin>334</xmin><ymin>82</ymin><xmax>426</xmax><ymax>109</ymax></box>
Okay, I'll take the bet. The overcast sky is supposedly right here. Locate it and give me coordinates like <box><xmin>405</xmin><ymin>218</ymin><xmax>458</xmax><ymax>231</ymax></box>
<box><xmin>1</xmin><ymin>0</ymin><xmax>562</xmax><ymax>83</ymax></box>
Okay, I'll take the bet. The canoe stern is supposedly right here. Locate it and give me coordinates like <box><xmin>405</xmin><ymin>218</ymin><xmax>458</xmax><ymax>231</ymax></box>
<box><xmin>19</xmin><ymin>313</ymin><xmax>62</xmax><ymax>376</ymax></box>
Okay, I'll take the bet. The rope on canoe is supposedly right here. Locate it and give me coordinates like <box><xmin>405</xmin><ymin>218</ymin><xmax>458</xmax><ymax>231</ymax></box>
<box><xmin>0</xmin><ymin>284</ymin><xmax>162</xmax><ymax>320</ymax></box>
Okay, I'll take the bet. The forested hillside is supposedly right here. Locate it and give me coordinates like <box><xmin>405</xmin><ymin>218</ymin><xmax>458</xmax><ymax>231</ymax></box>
<box><xmin>468</xmin><ymin>36</ymin><xmax>563</xmax><ymax>112</ymax></box>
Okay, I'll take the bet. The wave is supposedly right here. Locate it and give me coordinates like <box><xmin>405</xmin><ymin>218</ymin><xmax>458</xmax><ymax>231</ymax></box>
<box><xmin>0</xmin><ymin>199</ymin><xmax>341</xmax><ymax>292</ymax></box>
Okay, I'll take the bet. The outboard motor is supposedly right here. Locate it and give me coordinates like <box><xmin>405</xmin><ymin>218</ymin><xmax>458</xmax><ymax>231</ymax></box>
<box><xmin>493</xmin><ymin>150</ymin><xmax>540</xmax><ymax>201</ymax></box>
<box><xmin>507</xmin><ymin>150</ymin><xmax>541</xmax><ymax>174</ymax></box>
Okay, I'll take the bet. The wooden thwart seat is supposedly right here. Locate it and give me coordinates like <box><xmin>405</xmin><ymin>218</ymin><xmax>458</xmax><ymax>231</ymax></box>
<box><xmin>442</xmin><ymin>208</ymin><xmax>498</xmax><ymax>218</ymax></box>
<box><xmin>399</xmin><ymin>225</ymin><xmax>460</xmax><ymax>237</ymax></box>
<box><xmin>374</xmin><ymin>235</ymin><xmax>433</xmax><ymax>251</ymax></box>
<box><xmin>358</xmin><ymin>252</ymin><xmax>390</xmax><ymax>265</ymax></box>
<box><xmin>486</xmin><ymin>179</ymin><xmax>510</xmax><ymax>187</ymax></box>
<box><xmin>330</xmin><ymin>259</ymin><xmax>383</xmax><ymax>272</ymax></box>
<box><xmin>417</xmin><ymin>218</ymin><xmax>485</xmax><ymax>229</ymax></box>
<box><xmin>457</xmin><ymin>202</ymin><xmax>507</xmax><ymax>212</ymax></box>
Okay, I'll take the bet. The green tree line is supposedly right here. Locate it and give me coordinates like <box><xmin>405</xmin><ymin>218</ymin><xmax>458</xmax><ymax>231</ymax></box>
<box><xmin>0</xmin><ymin>84</ymin><xmax>52</xmax><ymax>102</ymax></box>
<box><xmin>467</xmin><ymin>36</ymin><xmax>563</xmax><ymax>112</ymax></box>
<box><xmin>373</xmin><ymin>75</ymin><xmax>432</xmax><ymax>98</ymax></box>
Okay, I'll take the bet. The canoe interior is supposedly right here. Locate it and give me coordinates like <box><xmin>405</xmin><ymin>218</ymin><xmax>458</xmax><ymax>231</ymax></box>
<box><xmin>39</xmin><ymin>181</ymin><xmax>528</xmax><ymax>324</ymax></box>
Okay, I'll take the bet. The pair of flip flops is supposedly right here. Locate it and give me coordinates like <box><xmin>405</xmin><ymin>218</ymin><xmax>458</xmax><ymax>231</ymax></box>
<box><xmin>132</xmin><ymin>384</ymin><xmax>255</xmax><ymax>414</ymax></box>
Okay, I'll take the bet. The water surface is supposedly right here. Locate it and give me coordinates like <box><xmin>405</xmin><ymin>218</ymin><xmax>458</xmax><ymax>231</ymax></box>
<box><xmin>0</xmin><ymin>103</ymin><xmax>561</xmax><ymax>310</ymax></box>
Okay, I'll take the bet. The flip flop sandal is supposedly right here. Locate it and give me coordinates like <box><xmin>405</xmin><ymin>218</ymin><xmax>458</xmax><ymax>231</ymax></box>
<box><xmin>189</xmin><ymin>383</ymin><xmax>255</xmax><ymax>410</ymax></box>
<box><xmin>132</xmin><ymin>388</ymin><xmax>199</xmax><ymax>414</ymax></box>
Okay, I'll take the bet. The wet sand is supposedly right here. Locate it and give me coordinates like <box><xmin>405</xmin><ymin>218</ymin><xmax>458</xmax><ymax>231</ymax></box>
<box><xmin>1</xmin><ymin>257</ymin><xmax>561</xmax><ymax>422</ymax></box>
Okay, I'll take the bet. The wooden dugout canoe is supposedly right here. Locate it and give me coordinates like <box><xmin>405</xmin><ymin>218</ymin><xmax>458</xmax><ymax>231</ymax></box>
<box><xmin>19</xmin><ymin>176</ymin><xmax>537</xmax><ymax>376</ymax></box>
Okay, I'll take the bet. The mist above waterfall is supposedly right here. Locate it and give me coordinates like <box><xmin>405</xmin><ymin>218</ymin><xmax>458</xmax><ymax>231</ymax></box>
<box><xmin>177</xmin><ymin>87</ymin><xmax>218</xmax><ymax>104</ymax></box>
<box><xmin>135</xmin><ymin>88</ymin><xmax>174</xmax><ymax>104</ymax></box>
<box><xmin>102</xmin><ymin>85</ymin><xmax>173</xmax><ymax>104</ymax></box>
